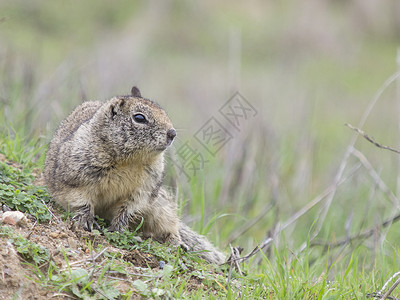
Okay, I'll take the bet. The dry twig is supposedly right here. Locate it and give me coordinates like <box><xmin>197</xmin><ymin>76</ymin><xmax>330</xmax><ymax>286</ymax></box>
<box><xmin>351</xmin><ymin>147</ymin><xmax>400</xmax><ymax>207</ymax></box>
<box><xmin>381</xmin><ymin>277</ymin><xmax>400</xmax><ymax>300</ymax></box>
<box><xmin>26</xmin><ymin>220</ymin><xmax>38</xmax><ymax>239</ymax></box>
<box><xmin>310</xmin><ymin>212</ymin><xmax>400</xmax><ymax>249</ymax></box>
<box><xmin>226</xmin><ymin>202</ymin><xmax>274</xmax><ymax>245</ymax></box>
<box><xmin>345</xmin><ymin>123</ymin><xmax>400</xmax><ymax>155</ymax></box>
<box><xmin>367</xmin><ymin>271</ymin><xmax>400</xmax><ymax>300</ymax></box>
<box><xmin>301</xmin><ymin>71</ymin><xmax>400</xmax><ymax>252</ymax></box>
<box><xmin>41</xmin><ymin>200</ymin><xmax>61</xmax><ymax>224</ymax></box>
<box><xmin>235</xmin><ymin>163</ymin><xmax>361</xmax><ymax>264</ymax></box>
<box><xmin>227</xmin><ymin>244</ymin><xmax>243</xmax><ymax>284</ymax></box>
<box><xmin>380</xmin><ymin>271</ymin><xmax>400</xmax><ymax>298</ymax></box>
<box><xmin>231</xmin><ymin>237</ymin><xmax>272</xmax><ymax>264</ymax></box>
<box><xmin>367</xmin><ymin>293</ymin><xmax>398</xmax><ymax>300</ymax></box>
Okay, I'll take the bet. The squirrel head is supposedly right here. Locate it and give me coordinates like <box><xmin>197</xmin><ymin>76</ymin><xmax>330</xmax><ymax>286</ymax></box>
<box><xmin>100</xmin><ymin>87</ymin><xmax>176</xmax><ymax>159</ymax></box>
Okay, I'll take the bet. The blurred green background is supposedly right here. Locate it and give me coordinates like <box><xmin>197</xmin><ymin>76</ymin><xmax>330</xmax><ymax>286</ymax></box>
<box><xmin>1</xmin><ymin>0</ymin><xmax>400</xmax><ymax>267</ymax></box>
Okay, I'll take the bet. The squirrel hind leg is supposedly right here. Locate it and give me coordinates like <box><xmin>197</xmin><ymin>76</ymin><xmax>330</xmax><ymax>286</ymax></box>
<box><xmin>179</xmin><ymin>223</ymin><xmax>226</xmax><ymax>265</ymax></box>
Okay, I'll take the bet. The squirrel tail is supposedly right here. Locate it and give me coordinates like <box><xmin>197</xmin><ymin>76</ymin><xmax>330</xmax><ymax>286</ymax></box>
<box><xmin>179</xmin><ymin>223</ymin><xmax>226</xmax><ymax>265</ymax></box>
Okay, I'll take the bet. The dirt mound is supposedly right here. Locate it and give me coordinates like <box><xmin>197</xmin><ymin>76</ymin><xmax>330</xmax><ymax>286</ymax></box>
<box><xmin>0</xmin><ymin>207</ymin><xmax>170</xmax><ymax>299</ymax></box>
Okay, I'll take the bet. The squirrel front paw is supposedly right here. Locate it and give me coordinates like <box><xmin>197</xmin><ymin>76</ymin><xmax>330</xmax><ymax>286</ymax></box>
<box><xmin>73</xmin><ymin>205</ymin><xmax>101</xmax><ymax>231</ymax></box>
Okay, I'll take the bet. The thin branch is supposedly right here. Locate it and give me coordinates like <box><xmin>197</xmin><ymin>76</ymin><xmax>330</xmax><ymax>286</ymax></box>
<box><xmin>288</xmin><ymin>163</ymin><xmax>361</xmax><ymax>236</ymax></box>
<box><xmin>232</xmin><ymin>237</ymin><xmax>272</xmax><ymax>264</ymax></box>
<box><xmin>61</xmin><ymin>247</ymin><xmax>109</xmax><ymax>270</ymax></box>
<box><xmin>302</xmin><ymin>71</ymin><xmax>400</xmax><ymax>252</ymax></box>
<box><xmin>41</xmin><ymin>200</ymin><xmax>61</xmax><ymax>223</ymax></box>
<box><xmin>310</xmin><ymin>212</ymin><xmax>400</xmax><ymax>249</ymax></box>
<box><xmin>380</xmin><ymin>271</ymin><xmax>400</xmax><ymax>296</ymax></box>
<box><xmin>226</xmin><ymin>202</ymin><xmax>274</xmax><ymax>245</ymax></box>
<box><xmin>106</xmin><ymin>270</ymin><xmax>162</xmax><ymax>278</ymax></box>
<box><xmin>236</xmin><ymin>163</ymin><xmax>361</xmax><ymax>263</ymax></box>
<box><xmin>360</xmin><ymin>71</ymin><xmax>400</xmax><ymax>127</ymax></box>
<box><xmin>381</xmin><ymin>276</ymin><xmax>400</xmax><ymax>300</ymax></box>
<box><xmin>26</xmin><ymin>220</ymin><xmax>38</xmax><ymax>239</ymax></box>
<box><xmin>351</xmin><ymin>147</ymin><xmax>400</xmax><ymax>207</ymax></box>
<box><xmin>346</xmin><ymin>123</ymin><xmax>400</xmax><ymax>155</ymax></box>
<box><xmin>93</xmin><ymin>287</ymin><xmax>112</xmax><ymax>300</ymax></box>
<box><xmin>366</xmin><ymin>293</ymin><xmax>398</xmax><ymax>300</ymax></box>
<box><xmin>227</xmin><ymin>244</ymin><xmax>243</xmax><ymax>284</ymax></box>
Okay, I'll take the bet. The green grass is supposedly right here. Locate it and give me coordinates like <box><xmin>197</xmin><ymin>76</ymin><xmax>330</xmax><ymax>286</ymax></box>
<box><xmin>0</xmin><ymin>155</ymin><xmax>51</xmax><ymax>222</ymax></box>
<box><xmin>1</xmin><ymin>132</ymin><xmax>400</xmax><ymax>299</ymax></box>
<box><xmin>2</xmin><ymin>1</ymin><xmax>400</xmax><ymax>298</ymax></box>
<box><xmin>1</xmin><ymin>225</ymin><xmax>49</xmax><ymax>264</ymax></box>
<box><xmin>2</xmin><ymin>99</ymin><xmax>400</xmax><ymax>298</ymax></box>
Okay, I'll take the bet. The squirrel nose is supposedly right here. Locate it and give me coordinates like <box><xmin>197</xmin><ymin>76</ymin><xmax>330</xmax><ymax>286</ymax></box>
<box><xmin>167</xmin><ymin>128</ymin><xmax>176</xmax><ymax>142</ymax></box>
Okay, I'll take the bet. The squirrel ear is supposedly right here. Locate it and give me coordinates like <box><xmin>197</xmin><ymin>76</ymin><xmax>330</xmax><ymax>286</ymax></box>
<box><xmin>110</xmin><ymin>98</ymin><xmax>125</xmax><ymax>119</ymax></box>
<box><xmin>131</xmin><ymin>86</ymin><xmax>142</xmax><ymax>98</ymax></box>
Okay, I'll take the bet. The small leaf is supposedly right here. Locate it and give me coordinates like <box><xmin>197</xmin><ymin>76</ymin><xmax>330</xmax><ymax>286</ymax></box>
<box><xmin>70</xmin><ymin>268</ymin><xmax>89</xmax><ymax>283</ymax></box>
<box><xmin>102</xmin><ymin>286</ymin><xmax>120</xmax><ymax>299</ymax></box>
<box><xmin>133</xmin><ymin>279</ymin><xmax>149</xmax><ymax>296</ymax></box>
<box><xmin>162</xmin><ymin>264</ymin><xmax>174</xmax><ymax>278</ymax></box>
<box><xmin>151</xmin><ymin>288</ymin><xmax>165</xmax><ymax>297</ymax></box>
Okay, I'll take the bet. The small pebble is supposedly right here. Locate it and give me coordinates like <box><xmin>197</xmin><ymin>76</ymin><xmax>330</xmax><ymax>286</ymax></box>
<box><xmin>68</xmin><ymin>237</ymin><xmax>78</xmax><ymax>249</ymax></box>
<box><xmin>159</xmin><ymin>261</ymin><xmax>165</xmax><ymax>269</ymax></box>
<box><xmin>1</xmin><ymin>211</ymin><xmax>27</xmax><ymax>227</ymax></box>
<box><xmin>49</xmin><ymin>231</ymin><xmax>59</xmax><ymax>238</ymax></box>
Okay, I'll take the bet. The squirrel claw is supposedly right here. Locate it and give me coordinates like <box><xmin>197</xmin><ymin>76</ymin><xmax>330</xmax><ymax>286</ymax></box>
<box><xmin>73</xmin><ymin>205</ymin><xmax>100</xmax><ymax>232</ymax></box>
<box><xmin>107</xmin><ymin>224</ymin><xmax>126</xmax><ymax>233</ymax></box>
<box><xmin>78</xmin><ymin>215</ymin><xmax>100</xmax><ymax>232</ymax></box>
<box><xmin>91</xmin><ymin>220</ymin><xmax>102</xmax><ymax>231</ymax></box>
<box><xmin>180</xmin><ymin>243</ymin><xmax>190</xmax><ymax>252</ymax></box>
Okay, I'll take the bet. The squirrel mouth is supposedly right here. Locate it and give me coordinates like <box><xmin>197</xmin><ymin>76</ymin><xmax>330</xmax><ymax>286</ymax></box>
<box><xmin>156</xmin><ymin>143</ymin><xmax>172</xmax><ymax>151</ymax></box>
<box><xmin>155</xmin><ymin>143</ymin><xmax>169</xmax><ymax>151</ymax></box>
<box><xmin>155</xmin><ymin>129</ymin><xmax>176</xmax><ymax>151</ymax></box>
<box><xmin>155</xmin><ymin>140</ymin><xmax>174</xmax><ymax>152</ymax></box>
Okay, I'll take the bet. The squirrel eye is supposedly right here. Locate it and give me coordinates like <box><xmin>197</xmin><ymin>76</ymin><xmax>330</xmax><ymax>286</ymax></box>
<box><xmin>133</xmin><ymin>113</ymin><xmax>147</xmax><ymax>124</ymax></box>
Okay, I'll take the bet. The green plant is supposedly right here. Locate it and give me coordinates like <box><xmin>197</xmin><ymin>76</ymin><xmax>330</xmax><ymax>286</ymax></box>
<box><xmin>1</xmin><ymin>226</ymin><xmax>49</xmax><ymax>264</ymax></box>
<box><xmin>104</xmin><ymin>219</ymin><xmax>144</xmax><ymax>250</ymax></box>
<box><xmin>0</xmin><ymin>128</ymin><xmax>46</xmax><ymax>168</ymax></box>
<box><xmin>0</xmin><ymin>161</ymin><xmax>51</xmax><ymax>222</ymax></box>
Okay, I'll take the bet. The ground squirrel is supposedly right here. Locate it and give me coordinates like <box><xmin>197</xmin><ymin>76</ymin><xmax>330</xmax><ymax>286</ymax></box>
<box><xmin>44</xmin><ymin>87</ymin><xmax>225</xmax><ymax>264</ymax></box>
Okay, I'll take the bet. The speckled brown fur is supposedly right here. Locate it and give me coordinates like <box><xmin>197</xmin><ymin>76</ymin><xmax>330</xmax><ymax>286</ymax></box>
<box><xmin>44</xmin><ymin>87</ymin><xmax>225</xmax><ymax>264</ymax></box>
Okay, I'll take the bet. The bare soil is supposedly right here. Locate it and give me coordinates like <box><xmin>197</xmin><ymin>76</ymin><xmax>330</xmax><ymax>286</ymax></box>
<box><xmin>0</xmin><ymin>209</ymin><xmax>167</xmax><ymax>299</ymax></box>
